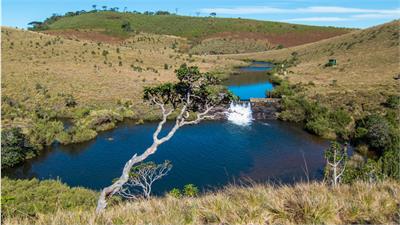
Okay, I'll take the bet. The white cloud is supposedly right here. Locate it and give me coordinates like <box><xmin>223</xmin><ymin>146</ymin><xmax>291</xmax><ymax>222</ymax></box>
<box><xmin>200</xmin><ymin>6</ymin><xmax>400</xmax><ymax>15</ymax></box>
<box><xmin>351</xmin><ymin>13</ymin><xmax>400</xmax><ymax>19</ymax></box>
<box><xmin>284</xmin><ymin>17</ymin><xmax>349</xmax><ymax>22</ymax></box>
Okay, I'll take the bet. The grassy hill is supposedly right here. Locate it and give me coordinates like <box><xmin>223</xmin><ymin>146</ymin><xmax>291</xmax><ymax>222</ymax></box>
<box><xmin>38</xmin><ymin>11</ymin><xmax>352</xmax><ymax>54</ymax></box>
<box><xmin>3</xmin><ymin>178</ymin><xmax>399</xmax><ymax>224</ymax></box>
<box><xmin>225</xmin><ymin>20</ymin><xmax>400</xmax><ymax>117</ymax></box>
<box><xmin>1</xmin><ymin>27</ymin><xmax>238</xmax><ymax>110</ymax></box>
<box><xmin>1</xmin><ymin>27</ymin><xmax>241</xmax><ymax>155</ymax></box>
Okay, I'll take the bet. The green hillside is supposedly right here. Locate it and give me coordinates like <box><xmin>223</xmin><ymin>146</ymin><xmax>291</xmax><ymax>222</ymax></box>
<box><xmin>36</xmin><ymin>11</ymin><xmax>352</xmax><ymax>53</ymax></box>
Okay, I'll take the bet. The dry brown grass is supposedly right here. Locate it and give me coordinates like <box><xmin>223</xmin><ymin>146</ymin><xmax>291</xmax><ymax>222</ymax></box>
<box><xmin>223</xmin><ymin>20</ymin><xmax>400</xmax><ymax>114</ymax></box>
<box><xmin>1</xmin><ymin>27</ymin><xmax>241</xmax><ymax>108</ymax></box>
<box><xmin>4</xmin><ymin>181</ymin><xmax>400</xmax><ymax>225</ymax></box>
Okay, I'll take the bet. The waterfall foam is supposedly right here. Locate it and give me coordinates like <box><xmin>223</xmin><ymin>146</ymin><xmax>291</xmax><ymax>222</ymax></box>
<box><xmin>226</xmin><ymin>102</ymin><xmax>253</xmax><ymax>126</ymax></box>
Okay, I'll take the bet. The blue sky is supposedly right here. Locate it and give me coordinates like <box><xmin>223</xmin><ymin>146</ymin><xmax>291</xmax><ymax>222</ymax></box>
<box><xmin>2</xmin><ymin>0</ymin><xmax>399</xmax><ymax>29</ymax></box>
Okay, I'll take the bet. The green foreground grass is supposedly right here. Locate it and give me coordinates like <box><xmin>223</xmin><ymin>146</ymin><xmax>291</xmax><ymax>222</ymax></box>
<box><xmin>2</xmin><ymin>178</ymin><xmax>399</xmax><ymax>224</ymax></box>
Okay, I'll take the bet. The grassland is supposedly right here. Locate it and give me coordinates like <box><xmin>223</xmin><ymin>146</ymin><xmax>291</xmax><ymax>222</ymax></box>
<box><xmin>1</xmin><ymin>27</ymin><xmax>240</xmax><ymax>122</ymax></box>
<box><xmin>224</xmin><ymin>20</ymin><xmax>400</xmax><ymax>118</ymax></box>
<box><xmin>1</xmin><ymin>26</ymin><xmax>242</xmax><ymax>160</ymax></box>
<box><xmin>3</xmin><ymin>178</ymin><xmax>399</xmax><ymax>225</ymax></box>
<box><xmin>40</xmin><ymin>11</ymin><xmax>351</xmax><ymax>54</ymax></box>
<box><xmin>1</xmin><ymin>27</ymin><xmax>238</xmax><ymax>108</ymax></box>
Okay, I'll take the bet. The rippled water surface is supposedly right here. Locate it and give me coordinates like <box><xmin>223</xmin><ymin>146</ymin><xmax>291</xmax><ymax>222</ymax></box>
<box><xmin>5</xmin><ymin>120</ymin><xmax>328</xmax><ymax>193</ymax></box>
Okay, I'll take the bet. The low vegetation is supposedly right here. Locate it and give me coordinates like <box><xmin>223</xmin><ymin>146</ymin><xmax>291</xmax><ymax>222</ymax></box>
<box><xmin>3</xmin><ymin>178</ymin><xmax>399</xmax><ymax>224</ymax></box>
<box><xmin>1</xmin><ymin>178</ymin><xmax>97</xmax><ymax>218</ymax></box>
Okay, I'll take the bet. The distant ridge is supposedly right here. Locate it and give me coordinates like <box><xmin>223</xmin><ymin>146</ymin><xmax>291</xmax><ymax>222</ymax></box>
<box><xmin>34</xmin><ymin>11</ymin><xmax>352</xmax><ymax>54</ymax></box>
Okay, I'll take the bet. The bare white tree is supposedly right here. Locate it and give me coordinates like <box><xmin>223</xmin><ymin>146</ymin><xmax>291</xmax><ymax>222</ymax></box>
<box><xmin>325</xmin><ymin>141</ymin><xmax>347</xmax><ymax>187</ymax></box>
<box><xmin>118</xmin><ymin>161</ymin><xmax>172</xmax><ymax>199</ymax></box>
<box><xmin>96</xmin><ymin>64</ymin><xmax>234</xmax><ymax>213</ymax></box>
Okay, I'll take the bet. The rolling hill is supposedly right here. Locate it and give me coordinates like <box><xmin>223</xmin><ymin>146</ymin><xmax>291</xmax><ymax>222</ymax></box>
<box><xmin>1</xmin><ymin>27</ymin><xmax>238</xmax><ymax>108</ymax></box>
<box><xmin>225</xmin><ymin>20</ymin><xmax>400</xmax><ymax>116</ymax></box>
<box><xmin>36</xmin><ymin>11</ymin><xmax>352</xmax><ymax>54</ymax></box>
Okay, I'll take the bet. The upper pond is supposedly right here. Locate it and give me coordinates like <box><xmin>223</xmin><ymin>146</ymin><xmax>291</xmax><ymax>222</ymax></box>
<box><xmin>225</xmin><ymin>61</ymin><xmax>274</xmax><ymax>100</ymax></box>
<box><xmin>4</xmin><ymin>62</ymin><xmax>329</xmax><ymax>194</ymax></box>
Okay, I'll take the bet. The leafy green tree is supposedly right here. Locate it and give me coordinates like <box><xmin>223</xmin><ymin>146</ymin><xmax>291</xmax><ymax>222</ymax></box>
<box><xmin>97</xmin><ymin>64</ymin><xmax>235</xmax><ymax>213</ymax></box>
<box><xmin>1</xmin><ymin>128</ymin><xmax>32</xmax><ymax>168</ymax></box>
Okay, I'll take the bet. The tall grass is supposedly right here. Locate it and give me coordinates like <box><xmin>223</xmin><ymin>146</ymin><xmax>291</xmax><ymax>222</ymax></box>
<box><xmin>4</xmin><ymin>181</ymin><xmax>399</xmax><ymax>225</ymax></box>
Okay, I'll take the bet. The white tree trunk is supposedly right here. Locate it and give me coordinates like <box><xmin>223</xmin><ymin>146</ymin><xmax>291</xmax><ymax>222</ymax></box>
<box><xmin>96</xmin><ymin>102</ymin><xmax>214</xmax><ymax>213</ymax></box>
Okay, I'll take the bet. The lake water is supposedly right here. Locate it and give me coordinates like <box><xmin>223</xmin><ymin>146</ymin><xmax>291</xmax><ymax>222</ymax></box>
<box><xmin>5</xmin><ymin>120</ymin><xmax>328</xmax><ymax>193</ymax></box>
<box><xmin>4</xmin><ymin>62</ymin><xmax>329</xmax><ymax>194</ymax></box>
<box><xmin>226</xmin><ymin>61</ymin><xmax>274</xmax><ymax>100</ymax></box>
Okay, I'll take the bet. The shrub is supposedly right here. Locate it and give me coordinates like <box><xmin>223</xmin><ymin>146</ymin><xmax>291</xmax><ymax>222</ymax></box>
<box><xmin>183</xmin><ymin>184</ymin><xmax>199</xmax><ymax>197</ymax></box>
<box><xmin>168</xmin><ymin>188</ymin><xmax>182</xmax><ymax>198</ymax></box>
<box><xmin>121</xmin><ymin>21</ymin><xmax>132</xmax><ymax>32</ymax></box>
<box><xmin>329</xmin><ymin>109</ymin><xmax>352</xmax><ymax>139</ymax></box>
<box><xmin>305</xmin><ymin>116</ymin><xmax>333</xmax><ymax>138</ymax></box>
<box><xmin>28</xmin><ymin>119</ymin><xmax>64</xmax><ymax>150</ymax></box>
<box><xmin>84</xmin><ymin>109</ymin><xmax>123</xmax><ymax>131</ymax></box>
<box><xmin>64</xmin><ymin>94</ymin><xmax>77</xmax><ymax>107</ymax></box>
<box><xmin>73</xmin><ymin>107</ymin><xmax>91</xmax><ymax>118</ymax></box>
<box><xmin>102</xmin><ymin>50</ymin><xmax>109</xmax><ymax>57</ymax></box>
<box><xmin>279</xmin><ymin>96</ymin><xmax>307</xmax><ymax>122</ymax></box>
<box><xmin>384</xmin><ymin>95</ymin><xmax>400</xmax><ymax>109</ymax></box>
<box><xmin>364</xmin><ymin>114</ymin><xmax>392</xmax><ymax>150</ymax></box>
<box><xmin>270</xmin><ymin>81</ymin><xmax>294</xmax><ymax>98</ymax></box>
<box><xmin>69</xmin><ymin>126</ymin><xmax>97</xmax><ymax>143</ymax></box>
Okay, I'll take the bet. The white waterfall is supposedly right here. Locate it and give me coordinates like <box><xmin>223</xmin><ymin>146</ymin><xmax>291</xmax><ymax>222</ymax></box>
<box><xmin>226</xmin><ymin>102</ymin><xmax>253</xmax><ymax>126</ymax></box>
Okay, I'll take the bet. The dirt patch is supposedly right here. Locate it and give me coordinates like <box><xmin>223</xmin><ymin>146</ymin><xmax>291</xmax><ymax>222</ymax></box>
<box><xmin>43</xmin><ymin>29</ymin><xmax>126</xmax><ymax>44</ymax></box>
<box><xmin>206</xmin><ymin>30</ymin><xmax>349</xmax><ymax>48</ymax></box>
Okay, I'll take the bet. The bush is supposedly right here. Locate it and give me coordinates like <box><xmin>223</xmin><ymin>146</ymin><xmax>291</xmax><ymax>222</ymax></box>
<box><xmin>183</xmin><ymin>184</ymin><xmax>199</xmax><ymax>197</ymax></box>
<box><xmin>329</xmin><ymin>109</ymin><xmax>352</xmax><ymax>139</ymax></box>
<box><xmin>305</xmin><ymin>116</ymin><xmax>333</xmax><ymax>138</ymax></box>
<box><xmin>64</xmin><ymin>94</ymin><xmax>77</xmax><ymax>107</ymax></box>
<box><xmin>69</xmin><ymin>126</ymin><xmax>97</xmax><ymax>143</ymax></box>
<box><xmin>270</xmin><ymin>81</ymin><xmax>294</xmax><ymax>98</ymax></box>
<box><xmin>278</xmin><ymin>96</ymin><xmax>307</xmax><ymax>122</ymax></box>
<box><xmin>121</xmin><ymin>21</ymin><xmax>132</xmax><ymax>32</ymax></box>
<box><xmin>364</xmin><ymin>114</ymin><xmax>392</xmax><ymax>150</ymax></box>
<box><xmin>168</xmin><ymin>188</ymin><xmax>182</xmax><ymax>198</ymax></box>
<box><xmin>84</xmin><ymin>109</ymin><xmax>123</xmax><ymax>131</ymax></box>
<box><xmin>1</xmin><ymin>128</ymin><xmax>33</xmax><ymax>169</ymax></box>
<box><xmin>1</xmin><ymin>178</ymin><xmax>97</xmax><ymax>218</ymax></box>
<box><xmin>384</xmin><ymin>95</ymin><xmax>400</xmax><ymax>109</ymax></box>
<box><xmin>28</xmin><ymin>119</ymin><xmax>64</xmax><ymax>150</ymax></box>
